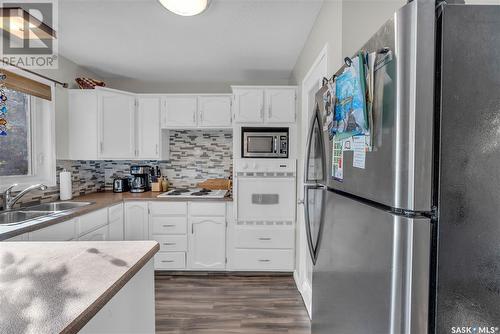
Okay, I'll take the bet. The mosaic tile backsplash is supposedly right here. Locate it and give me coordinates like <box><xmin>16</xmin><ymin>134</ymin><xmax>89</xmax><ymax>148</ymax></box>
<box><xmin>0</xmin><ymin>130</ymin><xmax>232</xmax><ymax>208</ymax></box>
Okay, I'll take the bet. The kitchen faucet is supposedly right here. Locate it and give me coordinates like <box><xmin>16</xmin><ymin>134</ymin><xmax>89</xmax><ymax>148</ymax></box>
<box><xmin>1</xmin><ymin>184</ymin><xmax>48</xmax><ymax>211</ymax></box>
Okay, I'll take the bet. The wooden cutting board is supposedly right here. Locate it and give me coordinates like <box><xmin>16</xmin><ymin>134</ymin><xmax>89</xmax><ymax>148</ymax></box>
<box><xmin>197</xmin><ymin>178</ymin><xmax>232</xmax><ymax>190</ymax></box>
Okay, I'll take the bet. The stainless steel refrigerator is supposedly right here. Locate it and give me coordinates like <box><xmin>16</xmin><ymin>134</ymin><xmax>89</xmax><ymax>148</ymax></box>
<box><xmin>304</xmin><ymin>1</ymin><xmax>500</xmax><ymax>333</ymax></box>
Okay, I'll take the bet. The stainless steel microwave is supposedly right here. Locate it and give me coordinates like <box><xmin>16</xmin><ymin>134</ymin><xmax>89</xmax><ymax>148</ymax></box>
<box><xmin>241</xmin><ymin>127</ymin><xmax>289</xmax><ymax>158</ymax></box>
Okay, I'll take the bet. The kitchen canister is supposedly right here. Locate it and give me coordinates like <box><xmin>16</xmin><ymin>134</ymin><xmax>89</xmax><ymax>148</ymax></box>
<box><xmin>59</xmin><ymin>169</ymin><xmax>72</xmax><ymax>200</ymax></box>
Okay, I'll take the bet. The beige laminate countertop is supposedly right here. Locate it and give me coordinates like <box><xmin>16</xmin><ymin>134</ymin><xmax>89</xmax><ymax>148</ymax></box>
<box><xmin>0</xmin><ymin>240</ymin><xmax>159</xmax><ymax>334</ymax></box>
<box><xmin>0</xmin><ymin>191</ymin><xmax>232</xmax><ymax>241</ymax></box>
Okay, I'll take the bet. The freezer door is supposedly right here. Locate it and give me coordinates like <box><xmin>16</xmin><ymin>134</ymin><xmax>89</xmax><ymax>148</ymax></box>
<box><xmin>312</xmin><ymin>191</ymin><xmax>431</xmax><ymax>334</ymax></box>
<box><xmin>435</xmin><ymin>5</ymin><xmax>500</xmax><ymax>332</ymax></box>
<box><xmin>326</xmin><ymin>0</ymin><xmax>435</xmax><ymax>212</ymax></box>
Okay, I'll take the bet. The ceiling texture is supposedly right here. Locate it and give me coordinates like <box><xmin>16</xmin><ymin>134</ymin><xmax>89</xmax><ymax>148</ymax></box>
<box><xmin>58</xmin><ymin>0</ymin><xmax>324</xmax><ymax>85</ymax></box>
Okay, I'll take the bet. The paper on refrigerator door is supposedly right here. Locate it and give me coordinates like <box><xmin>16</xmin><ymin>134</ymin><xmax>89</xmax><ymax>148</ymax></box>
<box><xmin>352</xmin><ymin>136</ymin><xmax>366</xmax><ymax>169</ymax></box>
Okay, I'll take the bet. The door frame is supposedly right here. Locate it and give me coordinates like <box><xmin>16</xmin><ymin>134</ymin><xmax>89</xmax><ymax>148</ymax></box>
<box><xmin>295</xmin><ymin>44</ymin><xmax>328</xmax><ymax>318</ymax></box>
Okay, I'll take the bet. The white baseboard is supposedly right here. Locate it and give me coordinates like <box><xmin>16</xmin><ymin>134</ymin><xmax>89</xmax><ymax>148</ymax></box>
<box><xmin>293</xmin><ymin>270</ymin><xmax>312</xmax><ymax>319</ymax></box>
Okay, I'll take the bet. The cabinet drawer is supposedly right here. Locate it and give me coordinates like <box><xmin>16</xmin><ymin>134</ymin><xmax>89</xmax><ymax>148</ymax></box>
<box><xmin>189</xmin><ymin>202</ymin><xmax>225</xmax><ymax>216</ymax></box>
<box><xmin>235</xmin><ymin>228</ymin><xmax>294</xmax><ymax>249</ymax></box>
<box><xmin>79</xmin><ymin>208</ymin><xmax>108</xmax><ymax>236</ymax></box>
<box><xmin>232</xmin><ymin>249</ymin><xmax>294</xmax><ymax>271</ymax></box>
<box><xmin>151</xmin><ymin>216</ymin><xmax>187</xmax><ymax>235</ymax></box>
<box><xmin>108</xmin><ymin>203</ymin><xmax>123</xmax><ymax>222</ymax></box>
<box><xmin>154</xmin><ymin>235</ymin><xmax>187</xmax><ymax>252</ymax></box>
<box><xmin>154</xmin><ymin>252</ymin><xmax>186</xmax><ymax>270</ymax></box>
<box><xmin>150</xmin><ymin>202</ymin><xmax>187</xmax><ymax>215</ymax></box>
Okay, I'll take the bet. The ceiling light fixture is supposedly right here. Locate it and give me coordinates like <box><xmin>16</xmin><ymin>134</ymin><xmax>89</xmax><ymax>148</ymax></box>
<box><xmin>0</xmin><ymin>7</ymin><xmax>56</xmax><ymax>40</ymax></box>
<box><xmin>158</xmin><ymin>0</ymin><xmax>210</xmax><ymax>17</ymax></box>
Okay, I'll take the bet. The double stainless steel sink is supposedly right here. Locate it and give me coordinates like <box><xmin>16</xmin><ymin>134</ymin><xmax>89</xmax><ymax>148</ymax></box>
<box><xmin>0</xmin><ymin>201</ymin><xmax>92</xmax><ymax>226</ymax></box>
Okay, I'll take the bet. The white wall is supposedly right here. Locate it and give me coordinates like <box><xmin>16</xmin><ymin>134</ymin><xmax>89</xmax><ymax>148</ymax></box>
<box><xmin>33</xmin><ymin>56</ymin><xmax>102</xmax><ymax>159</ymax></box>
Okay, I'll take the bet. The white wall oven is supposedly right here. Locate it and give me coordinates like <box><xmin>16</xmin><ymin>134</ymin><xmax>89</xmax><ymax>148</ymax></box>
<box><xmin>235</xmin><ymin>159</ymin><xmax>296</xmax><ymax>224</ymax></box>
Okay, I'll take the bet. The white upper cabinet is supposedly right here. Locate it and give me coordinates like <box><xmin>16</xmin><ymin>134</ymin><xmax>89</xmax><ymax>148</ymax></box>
<box><xmin>68</xmin><ymin>90</ymin><xmax>99</xmax><ymax>160</ymax></box>
<box><xmin>188</xmin><ymin>216</ymin><xmax>226</xmax><ymax>270</ymax></box>
<box><xmin>98</xmin><ymin>90</ymin><xmax>136</xmax><ymax>159</ymax></box>
<box><xmin>162</xmin><ymin>95</ymin><xmax>232</xmax><ymax>129</ymax></box>
<box><xmin>232</xmin><ymin>86</ymin><xmax>297</xmax><ymax>124</ymax></box>
<box><xmin>265</xmin><ymin>88</ymin><xmax>296</xmax><ymax>123</ymax></box>
<box><xmin>198</xmin><ymin>96</ymin><xmax>232</xmax><ymax>128</ymax></box>
<box><xmin>137</xmin><ymin>96</ymin><xmax>161</xmax><ymax>159</ymax></box>
<box><xmin>162</xmin><ymin>95</ymin><xmax>198</xmax><ymax>128</ymax></box>
<box><xmin>233</xmin><ymin>88</ymin><xmax>265</xmax><ymax>123</ymax></box>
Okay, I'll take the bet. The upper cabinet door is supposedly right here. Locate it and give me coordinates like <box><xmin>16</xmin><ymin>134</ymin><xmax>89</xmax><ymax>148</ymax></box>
<box><xmin>137</xmin><ymin>97</ymin><xmax>160</xmax><ymax>159</ymax></box>
<box><xmin>198</xmin><ymin>96</ymin><xmax>232</xmax><ymax>128</ymax></box>
<box><xmin>162</xmin><ymin>95</ymin><xmax>198</xmax><ymax>128</ymax></box>
<box><xmin>98</xmin><ymin>91</ymin><xmax>136</xmax><ymax>159</ymax></box>
<box><xmin>265</xmin><ymin>88</ymin><xmax>296</xmax><ymax>123</ymax></box>
<box><xmin>233</xmin><ymin>88</ymin><xmax>265</xmax><ymax>123</ymax></box>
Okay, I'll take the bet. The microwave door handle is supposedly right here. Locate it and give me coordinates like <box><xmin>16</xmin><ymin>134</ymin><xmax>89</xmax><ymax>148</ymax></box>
<box><xmin>273</xmin><ymin>136</ymin><xmax>278</xmax><ymax>153</ymax></box>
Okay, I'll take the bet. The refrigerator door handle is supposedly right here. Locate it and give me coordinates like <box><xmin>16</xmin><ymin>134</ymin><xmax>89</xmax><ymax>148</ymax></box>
<box><xmin>303</xmin><ymin>184</ymin><xmax>327</xmax><ymax>265</ymax></box>
<box><xmin>304</xmin><ymin>107</ymin><xmax>327</xmax><ymax>184</ymax></box>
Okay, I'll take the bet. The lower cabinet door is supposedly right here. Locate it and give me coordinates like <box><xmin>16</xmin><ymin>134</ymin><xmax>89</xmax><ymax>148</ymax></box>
<box><xmin>124</xmin><ymin>202</ymin><xmax>149</xmax><ymax>240</ymax></box>
<box><xmin>79</xmin><ymin>225</ymin><xmax>109</xmax><ymax>241</ymax></box>
<box><xmin>188</xmin><ymin>217</ymin><xmax>226</xmax><ymax>270</ymax></box>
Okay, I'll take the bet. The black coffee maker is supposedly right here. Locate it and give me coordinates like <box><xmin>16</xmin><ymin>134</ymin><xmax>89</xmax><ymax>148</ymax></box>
<box><xmin>130</xmin><ymin>165</ymin><xmax>152</xmax><ymax>193</ymax></box>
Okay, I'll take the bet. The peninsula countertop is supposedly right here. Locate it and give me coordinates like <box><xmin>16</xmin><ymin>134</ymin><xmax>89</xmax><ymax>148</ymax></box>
<box><xmin>0</xmin><ymin>240</ymin><xmax>159</xmax><ymax>334</ymax></box>
<box><xmin>0</xmin><ymin>191</ymin><xmax>232</xmax><ymax>241</ymax></box>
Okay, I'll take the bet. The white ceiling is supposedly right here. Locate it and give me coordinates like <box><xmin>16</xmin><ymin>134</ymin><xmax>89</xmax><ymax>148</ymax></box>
<box><xmin>58</xmin><ymin>0</ymin><xmax>323</xmax><ymax>84</ymax></box>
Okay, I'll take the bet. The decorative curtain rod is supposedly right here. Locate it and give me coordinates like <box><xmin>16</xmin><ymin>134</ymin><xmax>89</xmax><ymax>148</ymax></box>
<box><xmin>0</xmin><ymin>59</ymin><xmax>69</xmax><ymax>88</ymax></box>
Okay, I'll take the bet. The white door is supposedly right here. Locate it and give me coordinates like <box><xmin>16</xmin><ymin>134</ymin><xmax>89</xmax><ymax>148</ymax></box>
<box><xmin>162</xmin><ymin>95</ymin><xmax>197</xmax><ymax>128</ymax></box>
<box><xmin>188</xmin><ymin>217</ymin><xmax>226</xmax><ymax>270</ymax></box>
<box><xmin>124</xmin><ymin>202</ymin><xmax>149</xmax><ymax>240</ymax></box>
<box><xmin>68</xmin><ymin>90</ymin><xmax>99</xmax><ymax>160</ymax></box>
<box><xmin>233</xmin><ymin>89</ymin><xmax>264</xmax><ymax>123</ymax></box>
<box><xmin>98</xmin><ymin>91</ymin><xmax>136</xmax><ymax>159</ymax></box>
<box><xmin>79</xmin><ymin>225</ymin><xmax>109</xmax><ymax>241</ymax></box>
<box><xmin>265</xmin><ymin>88</ymin><xmax>296</xmax><ymax>123</ymax></box>
<box><xmin>137</xmin><ymin>97</ymin><xmax>160</xmax><ymax>159</ymax></box>
<box><xmin>297</xmin><ymin>47</ymin><xmax>328</xmax><ymax>316</ymax></box>
<box><xmin>108</xmin><ymin>204</ymin><xmax>124</xmax><ymax>241</ymax></box>
<box><xmin>198</xmin><ymin>96</ymin><xmax>232</xmax><ymax>128</ymax></box>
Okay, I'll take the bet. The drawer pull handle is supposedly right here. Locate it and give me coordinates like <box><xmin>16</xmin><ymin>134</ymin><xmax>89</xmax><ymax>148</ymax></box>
<box><xmin>161</xmin><ymin>260</ymin><xmax>175</xmax><ymax>263</ymax></box>
<box><xmin>162</xmin><ymin>224</ymin><xmax>175</xmax><ymax>227</ymax></box>
<box><xmin>258</xmin><ymin>237</ymin><xmax>272</xmax><ymax>241</ymax></box>
<box><xmin>258</xmin><ymin>259</ymin><xmax>271</xmax><ymax>262</ymax></box>
<box><xmin>163</xmin><ymin>243</ymin><xmax>176</xmax><ymax>246</ymax></box>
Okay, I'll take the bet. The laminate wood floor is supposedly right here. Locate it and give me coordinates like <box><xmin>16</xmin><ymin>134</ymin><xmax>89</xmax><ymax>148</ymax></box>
<box><xmin>155</xmin><ymin>273</ymin><xmax>311</xmax><ymax>334</ymax></box>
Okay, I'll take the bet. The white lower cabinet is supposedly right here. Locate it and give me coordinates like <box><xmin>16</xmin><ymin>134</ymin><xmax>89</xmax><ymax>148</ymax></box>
<box><xmin>79</xmin><ymin>224</ymin><xmax>109</xmax><ymax>241</ymax></box>
<box><xmin>124</xmin><ymin>202</ymin><xmax>149</xmax><ymax>240</ymax></box>
<box><xmin>29</xmin><ymin>218</ymin><xmax>78</xmax><ymax>241</ymax></box>
<box><xmin>188</xmin><ymin>216</ymin><xmax>226</xmax><ymax>270</ymax></box>
<box><xmin>108</xmin><ymin>203</ymin><xmax>124</xmax><ymax>241</ymax></box>
<box><xmin>232</xmin><ymin>249</ymin><xmax>295</xmax><ymax>271</ymax></box>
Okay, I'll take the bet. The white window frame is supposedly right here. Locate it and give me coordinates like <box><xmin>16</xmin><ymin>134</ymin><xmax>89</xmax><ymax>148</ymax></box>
<box><xmin>0</xmin><ymin>67</ymin><xmax>56</xmax><ymax>191</ymax></box>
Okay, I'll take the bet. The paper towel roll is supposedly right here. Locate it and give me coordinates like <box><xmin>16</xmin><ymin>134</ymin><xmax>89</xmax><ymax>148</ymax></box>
<box><xmin>59</xmin><ymin>170</ymin><xmax>72</xmax><ymax>200</ymax></box>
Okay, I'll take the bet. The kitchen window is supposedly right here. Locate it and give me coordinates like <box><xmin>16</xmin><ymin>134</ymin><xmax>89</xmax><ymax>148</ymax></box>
<box><xmin>0</xmin><ymin>69</ymin><xmax>56</xmax><ymax>189</ymax></box>
<box><xmin>0</xmin><ymin>88</ymin><xmax>32</xmax><ymax>177</ymax></box>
